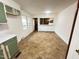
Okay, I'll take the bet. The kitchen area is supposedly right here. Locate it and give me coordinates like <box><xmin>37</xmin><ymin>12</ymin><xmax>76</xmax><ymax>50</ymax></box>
<box><xmin>0</xmin><ymin>31</ymin><xmax>19</xmax><ymax>59</ymax></box>
<box><xmin>0</xmin><ymin>1</ymin><xmax>21</xmax><ymax>59</ymax></box>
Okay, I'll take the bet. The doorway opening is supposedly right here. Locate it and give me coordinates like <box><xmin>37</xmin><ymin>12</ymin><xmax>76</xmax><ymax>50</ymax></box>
<box><xmin>33</xmin><ymin>18</ymin><xmax>38</xmax><ymax>31</ymax></box>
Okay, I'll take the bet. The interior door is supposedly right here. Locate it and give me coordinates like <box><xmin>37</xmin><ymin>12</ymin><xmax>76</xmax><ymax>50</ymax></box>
<box><xmin>67</xmin><ymin>9</ymin><xmax>79</xmax><ymax>59</ymax></box>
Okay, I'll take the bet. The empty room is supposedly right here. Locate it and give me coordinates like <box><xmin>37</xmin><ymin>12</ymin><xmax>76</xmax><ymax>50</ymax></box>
<box><xmin>0</xmin><ymin>0</ymin><xmax>79</xmax><ymax>59</ymax></box>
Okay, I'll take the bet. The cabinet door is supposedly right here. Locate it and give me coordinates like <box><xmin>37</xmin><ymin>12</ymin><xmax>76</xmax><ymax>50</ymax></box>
<box><xmin>0</xmin><ymin>46</ymin><xmax>4</xmax><ymax>59</ymax></box>
<box><xmin>4</xmin><ymin>37</ymin><xmax>19</xmax><ymax>58</ymax></box>
<box><xmin>0</xmin><ymin>2</ymin><xmax>7</xmax><ymax>23</ymax></box>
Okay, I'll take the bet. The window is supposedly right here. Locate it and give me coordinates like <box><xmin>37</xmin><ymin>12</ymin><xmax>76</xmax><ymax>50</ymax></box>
<box><xmin>40</xmin><ymin>18</ymin><xmax>49</xmax><ymax>25</ymax></box>
<box><xmin>21</xmin><ymin>16</ymin><xmax>28</xmax><ymax>29</ymax></box>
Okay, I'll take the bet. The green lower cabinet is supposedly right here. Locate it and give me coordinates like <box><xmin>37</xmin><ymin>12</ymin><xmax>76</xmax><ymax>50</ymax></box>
<box><xmin>0</xmin><ymin>57</ymin><xmax>4</xmax><ymax>59</ymax></box>
<box><xmin>4</xmin><ymin>36</ymin><xmax>19</xmax><ymax>59</ymax></box>
<box><xmin>0</xmin><ymin>47</ymin><xmax>4</xmax><ymax>59</ymax></box>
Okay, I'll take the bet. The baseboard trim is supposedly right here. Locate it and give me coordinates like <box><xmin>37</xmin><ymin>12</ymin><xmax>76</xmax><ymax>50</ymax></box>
<box><xmin>38</xmin><ymin>31</ymin><xmax>55</xmax><ymax>33</ymax></box>
<box><xmin>19</xmin><ymin>30</ymin><xmax>35</xmax><ymax>43</ymax></box>
<box><xmin>54</xmin><ymin>31</ymin><xmax>68</xmax><ymax>45</ymax></box>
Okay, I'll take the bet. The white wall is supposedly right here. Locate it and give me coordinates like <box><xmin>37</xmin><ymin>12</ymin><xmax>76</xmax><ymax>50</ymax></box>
<box><xmin>35</xmin><ymin>13</ymin><xmax>57</xmax><ymax>32</ymax></box>
<box><xmin>19</xmin><ymin>10</ymin><xmax>34</xmax><ymax>40</ymax></box>
<box><xmin>0</xmin><ymin>24</ymin><xmax>8</xmax><ymax>31</ymax></box>
<box><xmin>55</xmin><ymin>2</ymin><xmax>77</xmax><ymax>44</ymax></box>
<box><xmin>34</xmin><ymin>13</ymin><xmax>56</xmax><ymax>18</ymax></box>
<box><xmin>67</xmin><ymin>9</ymin><xmax>79</xmax><ymax>59</ymax></box>
<box><xmin>38</xmin><ymin>18</ymin><xmax>55</xmax><ymax>32</ymax></box>
<box><xmin>7</xmin><ymin>10</ymin><xmax>34</xmax><ymax>42</ymax></box>
<box><xmin>7</xmin><ymin>15</ymin><xmax>23</xmax><ymax>42</ymax></box>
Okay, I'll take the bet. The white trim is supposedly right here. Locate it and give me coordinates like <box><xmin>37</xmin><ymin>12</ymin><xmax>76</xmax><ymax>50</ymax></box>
<box><xmin>6</xmin><ymin>45</ymin><xmax>11</xmax><ymax>58</ymax></box>
<box><xmin>1</xmin><ymin>44</ymin><xmax>8</xmax><ymax>59</ymax></box>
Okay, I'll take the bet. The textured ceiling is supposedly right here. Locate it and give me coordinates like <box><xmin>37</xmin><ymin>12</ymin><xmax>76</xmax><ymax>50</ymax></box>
<box><xmin>14</xmin><ymin>0</ymin><xmax>77</xmax><ymax>15</ymax></box>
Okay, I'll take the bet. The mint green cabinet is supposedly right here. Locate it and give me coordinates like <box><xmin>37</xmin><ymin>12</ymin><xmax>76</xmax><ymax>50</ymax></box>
<box><xmin>0</xmin><ymin>2</ymin><xmax>7</xmax><ymax>23</ymax></box>
<box><xmin>4</xmin><ymin>36</ymin><xmax>19</xmax><ymax>58</ymax></box>
<box><xmin>0</xmin><ymin>46</ymin><xmax>4</xmax><ymax>59</ymax></box>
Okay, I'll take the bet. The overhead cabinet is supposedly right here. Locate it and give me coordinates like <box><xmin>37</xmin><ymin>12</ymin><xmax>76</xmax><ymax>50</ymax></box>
<box><xmin>0</xmin><ymin>2</ymin><xmax>7</xmax><ymax>23</ymax></box>
<box><xmin>0</xmin><ymin>2</ymin><xmax>21</xmax><ymax>23</ymax></box>
<box><xmin>5</xmin><ymin>5</ymin><xmax>20</xmax><ymax>16</ymax></box>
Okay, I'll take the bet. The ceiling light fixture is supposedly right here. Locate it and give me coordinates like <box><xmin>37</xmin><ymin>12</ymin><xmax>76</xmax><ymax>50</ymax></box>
<box><xmin>45</xmin><ymin>11</ymin><xmax>51</xmax><ymax>14</ymax></box>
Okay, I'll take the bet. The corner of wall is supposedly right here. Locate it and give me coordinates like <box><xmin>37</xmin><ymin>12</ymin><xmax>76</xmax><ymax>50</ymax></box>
<box><xmin>55</xmin><ymin>30</ymin><xmax>68</xmax><ymax>44</ymax></box>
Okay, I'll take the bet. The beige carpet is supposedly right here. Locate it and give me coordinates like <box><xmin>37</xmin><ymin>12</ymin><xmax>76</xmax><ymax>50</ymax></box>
<box><xmin>17</xmin><ymin>32</ymin><xmax>67</xmax><ymax>59</ymax></box>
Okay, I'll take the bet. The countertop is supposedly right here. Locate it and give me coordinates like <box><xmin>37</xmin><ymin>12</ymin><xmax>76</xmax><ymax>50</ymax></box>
<box><xmin>0</xmin><ymin>30</ymin><xmax>16</xmax><ymax>44</ymax></box>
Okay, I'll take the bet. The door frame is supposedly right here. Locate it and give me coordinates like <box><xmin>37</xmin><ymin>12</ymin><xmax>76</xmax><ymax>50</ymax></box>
<box><xmin>33</xmin><ymin>18</ymin><xmax>38</xmax><ymax>31</ymax></box>
<box><xmin>65</xmin><ymin>0</ymin><xmax>79</xmax><ymax>59</ymax></box>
